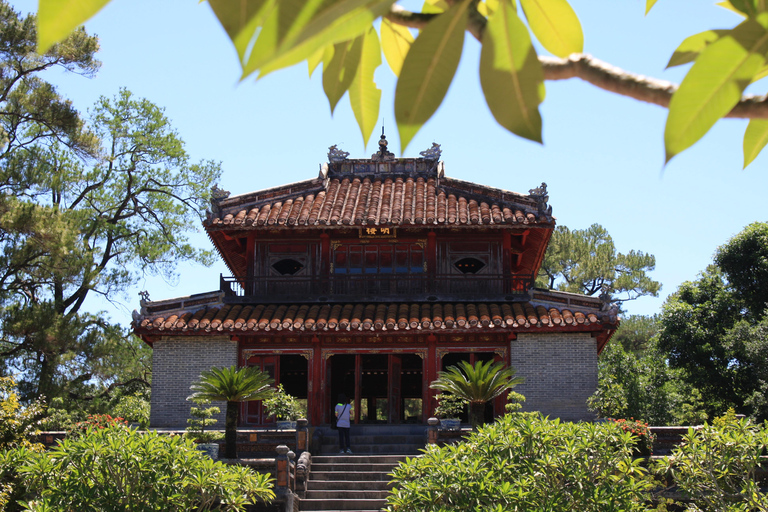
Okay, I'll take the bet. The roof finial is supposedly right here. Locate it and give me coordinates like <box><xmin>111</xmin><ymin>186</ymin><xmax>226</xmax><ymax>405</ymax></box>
<box><xmin>372</xmin><ymin>125</ymin><xmax>395</xmax><ymax>162</ymax></box>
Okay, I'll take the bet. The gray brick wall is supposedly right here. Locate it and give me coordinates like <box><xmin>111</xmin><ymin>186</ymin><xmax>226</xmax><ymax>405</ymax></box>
<box><xmin>150</xmin><ymin>336</ymin><xmax>238</xmax><ymax>428</ymax></box>
<box><xmin>510</xmin><ymin>332</ymin><xmax>598</xmax><ymax>422</ymax></box>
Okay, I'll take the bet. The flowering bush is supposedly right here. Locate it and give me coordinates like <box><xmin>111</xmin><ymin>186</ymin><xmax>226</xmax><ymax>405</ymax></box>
<box><xmin>70</xmin><ymin>414</ymin><xmax>128</xmax><ymax>435</ymax></box>
<box><xmin>610</xmin><ymin>418</ymin><xmax>655</xmax><ymax>455</ymax></box>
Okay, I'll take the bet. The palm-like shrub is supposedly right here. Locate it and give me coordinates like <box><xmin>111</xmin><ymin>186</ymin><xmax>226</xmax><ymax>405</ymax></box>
<box><xmin>189</xmin><ymin>366</ymin><xmax>274</xmax><ymax>458</ymax></box>
<box><xmin>430</xmin><ymin>360</ymin><xmax>524</xmax><ymax>428</ymax></box>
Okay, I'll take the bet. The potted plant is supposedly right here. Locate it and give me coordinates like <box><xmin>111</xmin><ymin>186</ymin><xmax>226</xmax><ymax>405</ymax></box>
<box><xmin>433</xmin><ymin>393</ymin><xmax>467</xmax><ymax>431</ymax></box>
<box><xmin>263</xmin><ymin>384</ymin><xmax>305</xmax><ymax>430</ymax></box>
<box><xmin>185</xmin><ymin>397</ymin><xmax>224</xmax><ymax>459</ymax></box>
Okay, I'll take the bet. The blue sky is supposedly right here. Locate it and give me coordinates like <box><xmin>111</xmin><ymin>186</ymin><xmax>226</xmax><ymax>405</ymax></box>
<box><xmin>11</xmin><ymin>0</ymin><xmax>768</xmax><ymax>322</ymax></box>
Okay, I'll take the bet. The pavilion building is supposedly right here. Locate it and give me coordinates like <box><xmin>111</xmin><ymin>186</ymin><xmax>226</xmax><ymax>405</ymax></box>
<box><xmin>133</xmin><ymin>136</ymin><xmax>618</xmax><ymax>428</ymax></box>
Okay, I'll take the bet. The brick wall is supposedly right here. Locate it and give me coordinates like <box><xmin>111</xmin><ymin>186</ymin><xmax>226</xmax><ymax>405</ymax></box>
<box><xmin>150</xmin><ymin>336</ymin><xmax>238</xmax><ymax>428</ymax></box>
<box><xmin>509</xmin><ymin>332</ymin><xmax>598</xmax><ymax>422</ymax></box>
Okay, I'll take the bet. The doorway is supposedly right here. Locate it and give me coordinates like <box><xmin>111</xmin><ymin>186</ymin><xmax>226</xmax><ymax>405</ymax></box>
<box><xmin>327</xmin><ymin>353</ymin><xmax>423</xmax><ymax>424</ymax></box>
<box><xmin>243</xmin><ymin>354</ymin><xmax>308</xmax><ymax>425</ymax></box>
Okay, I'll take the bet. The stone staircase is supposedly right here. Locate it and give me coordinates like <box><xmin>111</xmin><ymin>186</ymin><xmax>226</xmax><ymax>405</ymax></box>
<box><xmin>315</xmin><ymin>423</ymin><xmax>427</xmax><ymax>455</ymax></box>
<box><xmin>299</xmin><ymin>425</ymin><xmax>426</xmax><ymax>512</ymax></box>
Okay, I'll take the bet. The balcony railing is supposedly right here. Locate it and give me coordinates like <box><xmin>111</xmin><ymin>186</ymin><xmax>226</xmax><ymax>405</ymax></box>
<box><xmin>220</xmin><ymin>273</ymin><xmax>534</xmax><ymax>303</ymax></box>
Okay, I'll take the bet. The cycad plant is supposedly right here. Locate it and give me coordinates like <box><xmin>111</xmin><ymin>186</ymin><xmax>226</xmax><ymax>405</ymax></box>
<box><xmin>430</xmin><ymin>360</ymin><xmax>524</xmax><ymax>428</ymax></box>
<box><xmin>189</xmin><ymin>366</ymin><xmax>274</xmax><ymax>458</ymax></box>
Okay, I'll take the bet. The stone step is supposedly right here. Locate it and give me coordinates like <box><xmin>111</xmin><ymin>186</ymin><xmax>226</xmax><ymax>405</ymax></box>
<box><xmin>299</xmin><ymin>498</ymin><xmax>387</xmax><ymax>511</ymax></box>
<box><xmin>321</xmin><ymin>434</ymin><xmax>426</xmax><ymax>444</ymax></box>
<box><xmin>311</xmin><ymin>462</ymin><xmax>399</xmax><ymax>473</ymax></box>
<box><xmin>319</xmin><ymin>444</ymin><xmax>423</xmax><ymax>455</ymax></box>
<box><xmin>308</xmin><ymin>480</ymin><xmax>392</xmax><ymax>491</ymax></box>
<box><xmin>311</xmin><ymin>471</ymin><xmax>393</xmax><ymax>482</ymax></box>
<box><xmin>305</xmin><ymin>489</ymin><xmax>390</xmax><ymax>500</ymax></box>
<box><xmin>313</xmin><ymin>455</ymin><xmax>410</xmax><ymax>465</ymax></box>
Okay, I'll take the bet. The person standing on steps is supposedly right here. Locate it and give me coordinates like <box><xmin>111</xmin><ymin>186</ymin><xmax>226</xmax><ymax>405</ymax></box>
<box><xmin>335</xmin><ymin>393</ymin><xmax>353</xmax><ymax>454</ymax></box>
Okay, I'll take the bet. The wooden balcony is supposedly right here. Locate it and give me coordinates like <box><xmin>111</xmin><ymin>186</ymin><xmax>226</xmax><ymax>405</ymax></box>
<box><xmin>220</xmin><ymin>273</ymin><xmax>534</xmax><ymax>303</ymax></box>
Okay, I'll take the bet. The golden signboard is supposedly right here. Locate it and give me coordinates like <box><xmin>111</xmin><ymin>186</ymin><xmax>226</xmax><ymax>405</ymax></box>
<box><xmin>359</xmin><ymin>227</ymin><xmax>397</xmax><ymax>238</ymax></box>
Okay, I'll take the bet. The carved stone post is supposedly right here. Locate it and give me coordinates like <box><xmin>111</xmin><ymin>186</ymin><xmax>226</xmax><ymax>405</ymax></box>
<box><xmin>427</xmin><ymin>417</ymin><xmax>439</xmax><ymax>445</ymax></box>
<box><xmin>275</xmin><ymin>445</ymin><xmax>290</xmax><ymax>489</ymax></box>
<box><xmin>296</xmin><ymin>418</ymin><xmax>309</xmax><ymax>452</ymax></box>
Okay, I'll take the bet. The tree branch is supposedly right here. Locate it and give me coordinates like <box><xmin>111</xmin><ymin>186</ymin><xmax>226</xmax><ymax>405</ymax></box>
<box><xmin>540</xmin><ymin>54</ymin><xmax>768</xmax><ymax>119</ymax></box>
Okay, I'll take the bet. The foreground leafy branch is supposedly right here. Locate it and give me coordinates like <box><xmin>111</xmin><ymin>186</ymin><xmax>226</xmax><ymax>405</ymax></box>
<box><xmin>31</xmin><ymin>0</ymin><xmax>768</xmax><ymax>166</ymax></box>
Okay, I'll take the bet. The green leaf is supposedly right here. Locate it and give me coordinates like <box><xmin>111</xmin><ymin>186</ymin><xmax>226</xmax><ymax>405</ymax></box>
<box><xmin>726</xmin><ymin>0</ymin><xmax>758</xmax><ymax>16</ymax></box>
<box><xmin>422</xmin><ymin>0</ymin><xmax>450</xmax><ymax>14</ymax></box>
<box><xmin>743</xmin><ymin>119</ymin><xmax>768</xmax><ymax>167</ymax></box>
<box><xmin>37</xmin><ymin>0</ymin><xmax>111</xmax><ymax>53</ymax></box>
<box><xmin>395</xmin><ymin>0</ymin><xmax>470</xmax><ymax>151</ymax></box>
<box><xmin>665</xmin><ymin>16</ymin><xmax>768</xmax><ymax>162</ymax></box>
<box><xmin>349</xmin><ymin>27</ymin><xmax>382</xmax><ymax>146</ymax></box>
<box><xmin>645</xmin><ymin>0</ymin><xmax>659</xmax><ymax>15</ymax></box>
<box><xmin>519</xmin><ymin>0</ymin><xmax>583</xmax><ymax>58</ymax></box>
<box><xmin>480</xmin><ymin>0</ymin><xmax>544</xmax><ymax>142</ymax></box>
<box><xmin>209</xmin><ymin>0</ymin><xmax>273</xmax><ymax>64</ymax></box>
<box><xmin>308</xmin><ymin>47</ymin><xmax>326</xmax><ymax>77</ymax></box>
<box><xmin>323</xmin><ymin>36</ymin><xmax>364</xmax><ymax>113</ymax></box>
<box><xmin>381</xmin><ymin>19</ymin><xmax>414</xmax><ymax>77</ymax></box>
<box><xmin>717</xmin><ymin>1</ymin><xmax>749</xmax><ymax>17</ymax></box>
<box><xmin>667</xmin><ymin>30</ymin><xmax>729</xmax><ymax>68</ymax></box>
<box><xmin>243</xmin><ymin>0</ymin><xmax>394</xmax><ymax>79</ymax></box>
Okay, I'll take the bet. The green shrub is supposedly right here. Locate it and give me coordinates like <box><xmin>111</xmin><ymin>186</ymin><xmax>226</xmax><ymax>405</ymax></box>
<box><xmin>262</xmin><ymin>384</ymin><xmax>304</xmax><ymax>421</ymax></box>
<box><xmin>386</xmin><ymin>413</ymin><xmax>653</xmax><ymax>512</ymax></box>
<box><xmin>0</xmin><ymin>377</ymin><xmax>44</xmax><ymax>450</ymax></box>
<box><xmin>654</xmin><ymin>417</ymin><xmax>768</xmax><ymax>511</ymax></box>
<box><xmin>111</xmin><ymin>392</ymin><xmax>151</xmax><ymax>429</ymax></box>
<box><xmin>19</xmin><ymin>425</ymin><xmax>274</xmax><ymax>511</ymax></box>
<box><xmin>185</xmin><ymin>398</ymin><xmax>224</xmax><ymax>444</ymax></box>
<box><xmin>0</xmin><ymin>447</ymin><xmax>39</xmax><ymax>512</ymax></box>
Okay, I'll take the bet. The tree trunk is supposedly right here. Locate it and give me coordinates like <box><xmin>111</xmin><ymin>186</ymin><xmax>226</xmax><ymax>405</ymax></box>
<box><xmin>225</xmin><ymin>400</ymin><xmax>238</xmax><ymax>459</ymax></box>
<box><xmin>36</xmin><ymin>352</ymin><xmax>59</xmax><ymax>401</ymax></box>
<box><xmin>470</xmin><ymin>402</ymin><xmax>485</xmax><ymax>430</ymax></box>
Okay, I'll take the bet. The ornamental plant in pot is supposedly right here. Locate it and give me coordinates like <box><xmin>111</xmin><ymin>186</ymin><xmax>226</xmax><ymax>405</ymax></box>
<box><xmin>263</xmin><ymin>384</ymin><xmax>305</xmax><ymax>430</ymax></box>
<box><xmin>185</xmin><ymin>397</ymin><xmax>224</xmax><ymax>459</ymax></box>
<box><xmin>434</xmin><ymin>393</ymin><xmax>467</xmax><ymax>431</ymax></box>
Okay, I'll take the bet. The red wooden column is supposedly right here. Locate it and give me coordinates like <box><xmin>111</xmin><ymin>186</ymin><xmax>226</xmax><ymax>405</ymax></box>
<box><xmin>502</xmin><ymin>231</ymin><xmax>512</xmax><ymax>293</ymax></box>
<box><xmin>427</xmin><ymin>231</ymin><xmax>437</xmax><ymax>292</ymax></box>
<box><xmin>310</xmin><ymin>335</ymin><xmax>323</xmax><ymax>425</ymax></box>
<box><xmin>426</xmin><ymin>334</ymin><xmax>438</xmax><ymax>419</ymax></box>
<box><xmin>354</xmin><ymin>354</ymin><xmax>362</xmax><ymax>424</ymax></box>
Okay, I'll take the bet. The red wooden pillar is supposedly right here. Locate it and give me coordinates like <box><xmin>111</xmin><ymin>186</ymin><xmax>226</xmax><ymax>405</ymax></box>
<box><xmin>310</xmin><ymin>335</ymin><xmax>323</xmax><ymax>425</ymax></box>
<box><xmin>320</xmin><ymin>233</ymin><xmax>330</xmax><ymax>274</ymax></box>
<box><xmin>354</xmin><ymin>354</ymin><xmax>362</xmax><ymax>424</ymax></box>
<box><xmin>493</xmin><ymin>351</ymin><xmax>505</xmax><ymax>418</ymax></box>
<box><xmin>427</xmin><ymin>231</ymin><xmax>437</xmax><ymax>292</ymax></box>
<box><xmin>502</xmin><ymin>231</ymin><xmax>512</xmax><ymax>293</ymax></box>
<box><xmin>426</xmin><ymin>334</ymin><xmax>438</xmax><ymax>418</ymax></box>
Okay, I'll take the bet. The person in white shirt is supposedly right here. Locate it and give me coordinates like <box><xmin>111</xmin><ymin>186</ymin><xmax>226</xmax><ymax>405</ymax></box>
<box><xmin>335</xmin><ymin>393</ymin><xmax>353</xmax><ymax>454</ymax></box>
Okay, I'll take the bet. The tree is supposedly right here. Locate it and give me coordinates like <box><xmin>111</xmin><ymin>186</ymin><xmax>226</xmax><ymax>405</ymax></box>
<box><xmin>657</xmin><ymin>223</ymin><xmax>768</xmax><ymax>421</ymax></box>
<box><xmin>0</xmin><ymin>5</ymin><xmax>222</xmax><ymax>405</ymax></box>
<box><xmin>31</xmin><ymin>0</ymin><xmax>768</xmax><ymax>167</ymax></box>
<box><xmin>188</xmin><ymin>366</ymin><xmax>274</xmax><ymax>459</ymax></box>
<box><xmin>714</xmin><ymin>221</ymin><xmax>768</xmax><ymax>319</ymax></box>
<box><xmin>429</xmin><ymin>360</ymin><xmax>523</xmax><ymax>428</ymax></box>
<box><xmin>588</xmin><ymin>340</ymin><xmax>709</xmax><ymax>426</ymax></box>
<box><xmin>537</xmin><ymin>224</ymin><xmax>660</xmax><ymax>309</ymax></box>
<box><xmin>611</xmin><ymin>314</ymin><xmax>659</xmax><ymax>354</ymax></box>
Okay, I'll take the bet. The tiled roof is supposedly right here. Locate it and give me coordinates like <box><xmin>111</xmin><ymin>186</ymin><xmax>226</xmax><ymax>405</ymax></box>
<box><xmin>134</xmin><ymin>300</ymin><xmax>616</xmax><ymax>334</ymax></box>
<box><xmin>207</xmin><ymin>176</ymin><xmax>551</xmax><ymax>229</ymax></box>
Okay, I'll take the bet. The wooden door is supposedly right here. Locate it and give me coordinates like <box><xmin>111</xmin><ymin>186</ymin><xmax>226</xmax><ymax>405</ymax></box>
<box><xmin>244</xmin><ymin>355</ymin><xmax>277</xmax><ymax>425</ymax></box>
